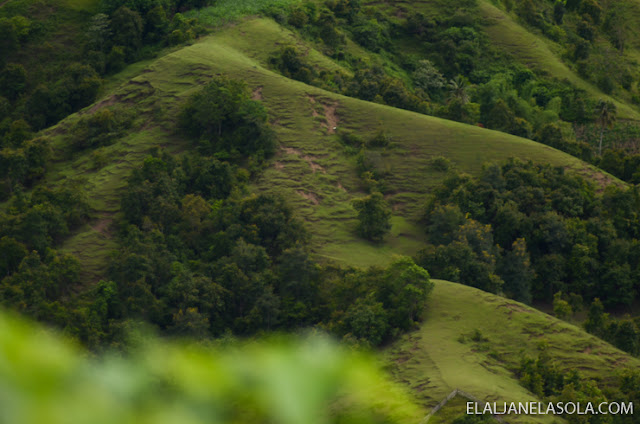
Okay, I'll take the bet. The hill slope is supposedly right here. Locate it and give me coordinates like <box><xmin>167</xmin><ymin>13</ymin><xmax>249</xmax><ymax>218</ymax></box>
<box><xmin>44</xmin><ymin>17</ymin><xmax>623</xmax><ymax>280</ymax></box>
<box><xmin>386</xmin><ymin>280</ymin><xmax>640</xmax><ymax>423</ymax></box>
<box><xmin>476</xmin><ymin>0</ymin><xmax>640</xmax><ymax>121</ymax></box>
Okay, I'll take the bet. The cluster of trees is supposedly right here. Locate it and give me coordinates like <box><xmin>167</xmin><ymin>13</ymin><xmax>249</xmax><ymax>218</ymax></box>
<box><xmin>77</xmin><ymin>78</ymin><xmax>432</xmax><ymax>347</ymax></box>
<box><xmin>76</xmin><ymin>148</ymin><xmax>431</xmax><ymax>348</ymax></box>
<box><xmin>0</xmin><ymin>184</ymin><xmax>89</xmax><ymax>325</ymax></box>
<box><xmin>418</xmin><ymin>159</ymin><xmax>640</xmax><ymax>310</ymax></box>
<box><xmin>179</xmin><ymin>76</ymin><xmax>276</xmax><ymax>164</ymax></box>
<box><xmin>0</xmin><ymin>0</ymin><xmax>212</xmax><ymax>145</ymax></box>
<box><xmin>570</xmin><ymin>119</ymin><xmax>640</xmax><ymax>184</ymax></box>
<box><xmin>517</xmin><ymin>348</ymin><xmax>639</xmax><ymax>423</ymax></box>
<box><xmin>0</xmin><ymin>6</ymin><xmax>104</xmax><ymax>131</ymax></box>
<box><xmin>87</xmin><ymin>0</ymin><xmax>209</xmax><ymax>75</ymax></box>
<box><xmin>0</xmin><ymin>130</ymin><xmax>50</xmax><ymax>197</ymax></box>
<box><xmin>508</xmin><ymin>0</ymin><xmax>639</xmax><ymax>99</ymax></box>
<box><xmin>0</xmin><ymin>77</ymin><xmax>434</xmax><ymax>350</ymax></box>
<box><xmin>340</xmin><ymin>130</ymin><xmax>394</xmax><ymax>242</ymax></box>
<box><xmin>584</xmin><ymin>298</ymin><xmax>640</xmax><ymax>357</ymax></box>
<box><xmin>268</xmin><ymin>0</ymin><xmax>621</xmax><ymax>161</ymax></box>
<box><xmin>264</xmin><ymin>1</ymin><xmax>428</xmax><ymax>114</ymax></box>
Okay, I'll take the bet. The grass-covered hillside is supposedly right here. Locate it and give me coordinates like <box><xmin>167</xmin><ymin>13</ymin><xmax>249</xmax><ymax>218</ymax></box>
<box><xmin>386</xmin><ymin>280</ymin><xmax>640</xmax><ymax>423</ymax></box>
<box><xmin>46</xmin><ymin>16</ymin><xmax>622</xmax><ymax>279</ymax></box>
<box><xmin>2</xmin><ymin>0</ymin><xmax>640</xmax><ymax>422</ymax></box>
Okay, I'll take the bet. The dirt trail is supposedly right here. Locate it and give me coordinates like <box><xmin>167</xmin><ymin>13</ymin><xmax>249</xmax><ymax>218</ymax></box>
<box><xmin>88</xmin><ymin>95</ymin><xmax>120</xmax><ymax>113</ymax></box>
<box><xmin>252</xmin><ymin>86</ymin><xmax>263</xmax><ymax>100</ymax></box>
<box><xmin>296</xmin><ymin>190</ymin><xmax>319</xmax><ymax>205</ymax></box>
<box><xmin>307</xmin><ymin>95</ymin><xmax>339</xmax><ymax>133</ymax></box>
<box><xmin>91</xmin><ymin>216</ymin><xmax>114</xmax><ymax>237</ymax></box>
<box><xmin>281</xmin><ymin>146</ymin><xmax>326</xmax><ymax>173</ymax></box>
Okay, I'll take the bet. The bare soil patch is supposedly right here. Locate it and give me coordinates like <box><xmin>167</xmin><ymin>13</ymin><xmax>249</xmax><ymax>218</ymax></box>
<box><xmin>322</xmin><ymin>103</ymin><xmax>339</xmax><ymax>134</ymax></box>
<box><xmin>91</xmin><ymin>217</ymin><xmax>114</xmax><ymax>237</ymax></box>
<box><xmin>307</xmin><ymin>95</ymin><xmax>339</xmax><ymax>133</ymax></box>
<box><xmin>88</xmin><ymin>95</ymin><xmax>120</xmax><ymax>113</ymax></box>
<box><xmin>296</xmin><ymin>190</ymin><xmax>319</xmax><ymax>205</ymax></box>
<box><xmin>282</xmin><ymin>146</ymin><xmax>302</xmax><ymax>156</ymax></box>
<box><xmin>252</xmin><ymin>86</ymin><xmax>263</xmax><ymax>100</ymax></box>
<box><xmin>282</xmin><ymin>147</ymin><xmax>326</xmax><ymax>173</ymax></box>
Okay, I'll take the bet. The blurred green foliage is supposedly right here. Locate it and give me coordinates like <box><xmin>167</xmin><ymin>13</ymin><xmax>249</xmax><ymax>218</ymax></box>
<box><xmin>0</xmin><ymin>310</ymin><xmax>424</xmax><ymax>424</ymax></box>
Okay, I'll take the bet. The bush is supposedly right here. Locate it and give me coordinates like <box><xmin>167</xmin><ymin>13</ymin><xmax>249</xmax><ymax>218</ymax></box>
<box><xmin>269</xmin><ymin>46</ymin><xmax>315</xmax><ymax>84</ymax></box>
<box><xmin>352</xmin><ymin>192</ymin><xmax>391</xmax><ymax>242</ymax></box>
<box><xmin>597</xmin><ymin>74</ymin><xmax>615</xmax><ymax>94</ymax></box>
<box><xmin>367</xmin><ymin>130</ymin><xmax>389</xmax><ymax>148</ymax></box>
<box><xmin>429</xmin><ymin>156</ymin><xmax>452</xmax><ymax>172</ymax></box>
<box><xmin>288</xmin><ymin>6</ymin><xmax>309</xmax><ymax>28</ymax></box>
<box><xmin>340</xmin><ymin>131</ymin><xmax>364</xmax><ymax>148</ymax></box>
<box><xmin>70</xmin><ymin>107</ymin><xmax>134</xmax><ymax>150</ymax></box>
<box><xmin>351</xmin><ymin>19</ymin><xmax>387</xmax><ymax>52</ymax></box>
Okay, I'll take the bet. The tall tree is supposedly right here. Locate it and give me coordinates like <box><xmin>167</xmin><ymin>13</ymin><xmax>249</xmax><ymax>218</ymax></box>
<box><xmin>594</xmin><ymin>99</ymin><xmax>616</xmax><ymax>156</ymax></box>
<box><xmin>447</xmin><ymin>75</ymin><xmax>469</xmax><ymax>104</ymax></box>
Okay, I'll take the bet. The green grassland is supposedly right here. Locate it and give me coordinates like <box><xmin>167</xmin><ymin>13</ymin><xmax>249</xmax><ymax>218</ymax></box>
<box><xmin>386</xmin><ymin>280</ymin><xmax>640</xmax><ymax>423</ymax></box>
<box><xmin>43</xmin><ymin>15</ymin><xmax>626</xmax><ymax>280</ymax></box>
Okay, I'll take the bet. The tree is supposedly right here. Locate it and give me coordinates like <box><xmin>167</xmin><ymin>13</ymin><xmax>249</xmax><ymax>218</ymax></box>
<box><xmin>0</xmin><ymin>236</ymin><xmax>27</xmax><ymax>277</ymax></box>
<box><xmin>180</xmin><ymin>76</ymin><xmax>247</xmax><ymax>140</ymax></box>
<box><xmin>594</xmin><ymin>100</ymin><xmax>616</xmax><ymax>156</ymax></box>
<box><xmin>170</xmin><ymin>307</ymin><xmax>210</xmax><ymax>338</ymax></box>
<box><xmin>58</xmin><ymin>63</ymin><xmax>102</xmax><ymax>111</ymax></box>
<box><xmin>0</xmin><ymin>63</ymin><xmax>27</xmax><ymax>101</ymax></box>
<box><xmin>485</xmin><ymin>99</ymin><xmax>515</xmax><ymax>132</ymax></box>
<box><xmin>612</xmin><ymin>319</ymin><xmax>639</xmax><ymax>356</ymax></box>
<box><xmin>499</xmin><ymin>238</ymin><xmax>534</xmax><ymax>304</ymax></box>
<box><xmin>413</xmin><ymin>59</ymin><xmax>446</xmax><ymax>96</ymax></box>
<box><xmin>87</xmin><ymin>13</ymin><xmax>111</xmax><ymax>52</ymax></box>
<box><xmin>553</xmin><ymin>1</ymin><xmax>566</xmax><ymax>24</ymax></box>
<box><xmin>447</xmin><ymin>75</ymin><xmax>469</xmax><ymax>104</ymax></box>
<box><xmin>352</xmin><ymin>192</ymin><xmax>391</xmax><ymax>242</ymax></box>
<box><xmin>145</xmin><ymin>6</ymin><xmax>169</xmax><ymax>43</ymax></box>
<box><xmin>603</xmin><ymin>4</ymin><xmax>632</xmax><ymax>51</ymax></box>
<box><xmin>553</xmin><ymin>291</ymin><xmax>572</xmax><ymax>319</ymax></box>
<box><xmin>379</xmin><ymin>257</ymin><xmax>433</xmax><ymax>329</ymax></box>
<box><xmin>584</xmin><ymin>298</ymin><xmax>606</xmax><ymax>335</ymax></box>
<box><xmin>517</xmin><ymin>0</ymin><xmax>538</xmax><ymax>26</ymax></box>
<box><xmin>0</xmin><ymin>18</ymin><xmax>18</xmax><ymax>62</ymax></box>
<box><xmin>343</xmin><ymin>295</ymin><xmax>389</xmax><ymax>346</ymax></box>
<box><xmin>536</xmin><ymin>123</ymin><xmax>564</xmax><ymax>149</ymax></box>
<box><xmin>110</xmin><ymin>6</ymin><xmax>144</xmax><ymax>60</ymax></box>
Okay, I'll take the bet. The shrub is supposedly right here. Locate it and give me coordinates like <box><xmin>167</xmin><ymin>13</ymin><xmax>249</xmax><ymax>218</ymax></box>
<box><xmin>340</xmin><ymin>131</ymin><xmax>364</xmax><ymax>147</ymax></box>
<box><xmin>288</xmin><ymin>7</ymin><xmax>309</xmax><ymax>28</ymax></box>
<box><xmin>352</xmin><ymin>192</ymin><xmax>391</xmax><ymax>242</ymax></box>
<box><xmin>429</xmin><ymin>156</ymin><xmax>452</xmax><ymax>172</ymax></box>
<box><xmin>70</xmin><ymin>107</ymin><xmax>134</xmax><ymax>150</ymax></box>
<box><xmin>367</xmin><ymin>130</ymin><xmax>389</xmax><ymax>148</ymax></box>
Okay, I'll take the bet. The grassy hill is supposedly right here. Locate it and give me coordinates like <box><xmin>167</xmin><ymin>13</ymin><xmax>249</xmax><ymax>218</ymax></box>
<box><xmin>43</xmin><ymin>16</ymin><xmax>624</xmax><ymax>283</ymax></box>
<box><xmin>1</xmin><ymin>1</ymin><xmax>640</xmax><ymax>420</ymax></box>
<box><xmin>386</xmin><ymin>280</ymin><xmax>640</xmax><ymax>423</ymax></box>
